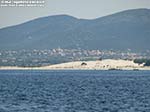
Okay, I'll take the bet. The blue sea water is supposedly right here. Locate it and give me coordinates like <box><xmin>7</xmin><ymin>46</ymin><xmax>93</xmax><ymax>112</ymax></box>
<box><xmin>0</xmin><ymin>70</ymin><xmax>150</xmax><ymax>112</ymax></box>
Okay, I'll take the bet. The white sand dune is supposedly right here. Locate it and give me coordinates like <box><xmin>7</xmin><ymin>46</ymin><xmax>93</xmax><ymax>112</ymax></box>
<box><xmin>0</xmin><ymin>59</ymin><xmax>149</xmax><ymax>70</ymax></box>
<box><xmin>41</xmin><ymin>59</ymin><xmax>144</xmax><ymax>70</ymax></box>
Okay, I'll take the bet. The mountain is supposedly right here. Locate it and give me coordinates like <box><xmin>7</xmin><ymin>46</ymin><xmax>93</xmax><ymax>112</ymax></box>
<box><xmin>0</xmin><ymin>8</ymin><xmax>150</xmax><ymax>51</ymax></box>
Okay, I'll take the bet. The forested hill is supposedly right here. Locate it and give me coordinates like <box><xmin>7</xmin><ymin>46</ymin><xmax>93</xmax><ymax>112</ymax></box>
<box><xmin>0</xmin><ymin>8</ymin><xmax>150</xmax><ymax>51</ymax></box>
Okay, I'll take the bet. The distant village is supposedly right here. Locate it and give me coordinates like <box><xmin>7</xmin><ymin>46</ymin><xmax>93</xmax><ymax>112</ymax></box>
<box><xmin>0</xmin><ymin>48</ymin><xmax>150</xmax><ymax>67</ymax></box>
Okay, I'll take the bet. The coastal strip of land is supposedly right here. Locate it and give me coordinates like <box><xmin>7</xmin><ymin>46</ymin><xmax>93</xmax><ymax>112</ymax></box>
<box><xmin>0</xmin><ymin>59</ymin><xmax>150</xmax><ymax>70</ymax></box>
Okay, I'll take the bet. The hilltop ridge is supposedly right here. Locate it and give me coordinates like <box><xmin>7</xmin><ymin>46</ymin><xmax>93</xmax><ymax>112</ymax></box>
<box><xmin>0</xmin><ymin>8</ymin><xmax>150</xmax><ymax>51</ymax></box>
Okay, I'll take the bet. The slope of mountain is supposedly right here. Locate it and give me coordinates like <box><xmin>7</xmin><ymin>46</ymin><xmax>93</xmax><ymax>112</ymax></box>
<box><xmin>0</xmin><ymin>8</ymin><xmax>150</xmax><ymax>51</ymax></box>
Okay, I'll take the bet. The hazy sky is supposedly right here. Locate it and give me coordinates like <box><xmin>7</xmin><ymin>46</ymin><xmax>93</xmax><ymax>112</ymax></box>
<box><xmin>0</xmin><ymin>0</ymin><xmax>150</xmax><ymax>28</ymax></box>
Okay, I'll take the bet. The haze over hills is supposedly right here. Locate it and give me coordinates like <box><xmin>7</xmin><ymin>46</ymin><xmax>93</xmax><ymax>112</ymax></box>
<box><xmin>0</xmin><ymin>8</ymin><xmax>150</xmax><ymax>51</ymax></box>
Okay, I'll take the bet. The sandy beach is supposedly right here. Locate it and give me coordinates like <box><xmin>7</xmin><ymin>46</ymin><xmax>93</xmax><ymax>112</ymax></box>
<box><xmin>0</xmin><ymin>59</ymin><xmax>150</xmax><ymax>70</ymax></box>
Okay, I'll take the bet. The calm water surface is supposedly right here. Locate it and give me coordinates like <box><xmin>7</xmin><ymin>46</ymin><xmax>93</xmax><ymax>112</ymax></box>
<box><xmin>0</xmin><ymin>70</ymin><xmax>150</xmax><ymax>112</ymax></box>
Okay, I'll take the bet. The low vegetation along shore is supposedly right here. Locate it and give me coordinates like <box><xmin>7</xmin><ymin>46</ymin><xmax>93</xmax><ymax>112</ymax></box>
<box><xmin>0</xmin><ymin>59</ymin><xmax>150</xmax><ymax>70</ymax></box>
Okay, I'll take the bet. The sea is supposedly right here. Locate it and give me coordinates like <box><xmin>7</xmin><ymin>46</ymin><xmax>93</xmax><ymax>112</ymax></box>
<box><xmin>0</xmin><ymin>70</ymin><xmax>150</xmax><ymax>112</ymax></box>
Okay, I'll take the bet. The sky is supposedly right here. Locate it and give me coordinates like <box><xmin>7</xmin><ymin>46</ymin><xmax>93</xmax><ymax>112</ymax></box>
<box><xmin>0</xmin><ymin>0</ymin><xmax>150</xmax><ymax>29</ymax></box>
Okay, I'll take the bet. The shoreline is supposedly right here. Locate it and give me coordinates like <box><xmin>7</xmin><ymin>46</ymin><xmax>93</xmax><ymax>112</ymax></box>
<box><xmin>0</xmin><ymin>59</ymin><xmax>150</xmax><ymax>70</ymax></box>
